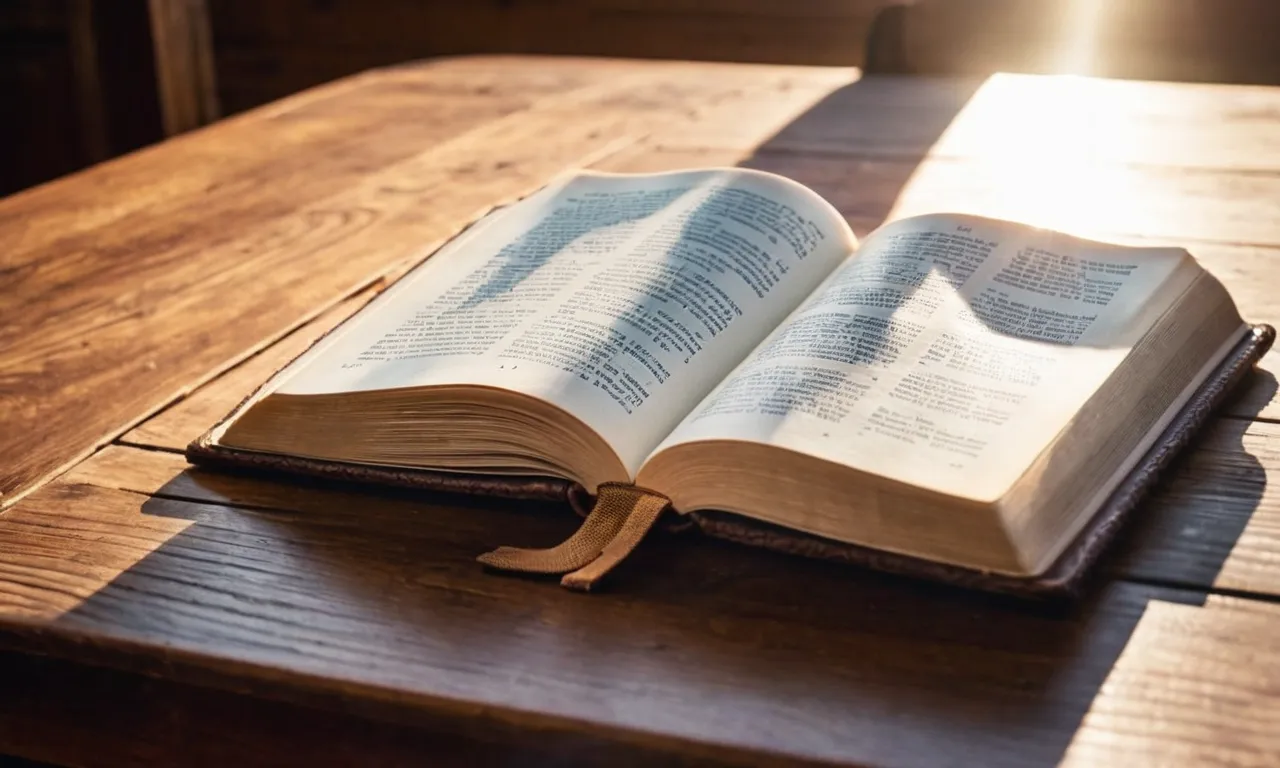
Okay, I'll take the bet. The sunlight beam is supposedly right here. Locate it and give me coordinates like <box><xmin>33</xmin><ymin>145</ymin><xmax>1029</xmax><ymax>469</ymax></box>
<box><xmin>1055</xmin><ymin>0</ymin><xmax>1110</xmax><ymax>76</ymax></box>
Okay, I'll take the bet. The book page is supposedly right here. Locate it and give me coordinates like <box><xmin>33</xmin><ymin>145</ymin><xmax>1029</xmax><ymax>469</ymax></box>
<box><xmin>651</xmin><ymin>213</ymin><xmax>1196</xmax><ymax>501</ymax></box>
<box><xmin>269</xmin><ymin>169</ymin><xmax>855</xmax><ymax>477</ymax></box>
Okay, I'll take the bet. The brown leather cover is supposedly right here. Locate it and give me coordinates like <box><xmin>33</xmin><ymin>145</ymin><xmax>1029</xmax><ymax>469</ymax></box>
<box><xmin>187</xmin><ymin>324</ymin><xmax>1274</xmax><ymax>599</ymax></box>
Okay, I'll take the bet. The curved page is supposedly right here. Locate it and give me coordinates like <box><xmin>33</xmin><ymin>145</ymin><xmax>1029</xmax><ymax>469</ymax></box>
<box><xmin>649</xmin><ymin>213</ymin><xmax>1194</xmax><ymax>502</ymax></box>
<box><xmin>262</xmin><ymin>169</ymin><xmax>856</xmax><ymax>477</ymax></box>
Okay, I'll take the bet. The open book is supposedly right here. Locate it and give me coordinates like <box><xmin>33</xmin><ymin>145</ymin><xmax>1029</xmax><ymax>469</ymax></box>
<box><xmin>190</xmin><ymin>168</ymin><xmax>1271</xmax><ymax>594</ymax></box>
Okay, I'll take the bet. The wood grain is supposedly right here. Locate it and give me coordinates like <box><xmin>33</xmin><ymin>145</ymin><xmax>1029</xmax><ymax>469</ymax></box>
<box><xmin>585</xmin><ymin>71</ymin><xmax>1280</xmax><ymax>183</ymax></box>
<box><xmin>592</xmin><ymin>142</ymin><xmax>1280</xmax><ymax>262</ymax></box>
<box><xmin>67</xmin><ymin>0</ymin><xmax>108</xmax><ymax>164</ymax></box>
<box><xmin>718</xmin><ymin>150</ymin><xmax>1280</xmax><ymax>248</ymax></box>
<box><xmin>12</xmin><ymin>57</ymin><xmax>1280</xmax><ymax>766</ymax></box>
<box><xmin>1109</xmin><ymin>418</ymin><xmax>1280</xmax><ymax>595</ymax></box>
<box><xmin>73</xmin><ymin>407</ymin><xmax>1280</xmax><ymax>600</ymax></box>
<box><xmin>119</xmin><ymin>289</ymin><xmax>382</xmax><ymax>452</ymax></box>
<box><xmin>0</xmin><ymin>57</ymin><xmax>854</xmax><ymax>510</ymax></box>
<box><xmin>0</xmin><ymin>468</ymin><xmax>1224</xmax><ymax>767</ymax></box>
<box><xmin>35</xmin><ymin>444</ymin><xmax>1280</xmax><ymax>764</ymax></box>
<box><xmin>148</xmin><ymin>0</ymin><xmax>220</xmax><ymax>136</ymax></box>
<box><xmin>0</xmin><ymin>651</ymin><xmax>674</xmax><ymax>768</ymax></box>
<box><xmin>1063</xmin><ymin>596</ymin><xmax>1280</xmax><ymax>766</ymax></box>
<box><xmin>672</xmin><ymin>71</ymin><xmax>1280</xmax><ymax>172</ymax></box>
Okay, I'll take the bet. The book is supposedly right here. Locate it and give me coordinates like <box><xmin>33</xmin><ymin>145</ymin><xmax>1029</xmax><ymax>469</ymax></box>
<box><xmin>188</xmin><ymin>168</ymin><xmax>1273</xmax><ymax>596</ymax></box>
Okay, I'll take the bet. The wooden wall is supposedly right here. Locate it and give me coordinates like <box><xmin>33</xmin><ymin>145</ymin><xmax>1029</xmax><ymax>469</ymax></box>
<box><xmin>208</xmin><ymin>0</ymin><xmax>893</xmax><ymax>114</ymax></box>
<box><xmin>10</xmin><ymin>0</ymin><xmax>1280</xmax><ymax>196</ymax></box>
<box><xmin>2</xmin><ymin>2</ymin><xmax>80</xmax><ymax>193</ymax></box>
<box><xmin>2</xmin><ymin>0</ymin><xmax>892</xmax><ymax>194</ymax></box>
<box><xmin>1</xmin><ymin>0</ymin><xmax>160</xmax><ymax>196</ymax></box>
<box><xmin>869</xmin><ymin>0</ymin><xmax>1280</xmax><ymax>84</ymax></box>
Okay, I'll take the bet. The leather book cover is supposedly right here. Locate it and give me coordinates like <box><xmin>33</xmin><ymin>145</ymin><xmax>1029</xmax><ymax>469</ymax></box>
<box><xmin>187</xmin><ymin>324</ymin><xmax>1274</xmax><ymax>599</ymax></box>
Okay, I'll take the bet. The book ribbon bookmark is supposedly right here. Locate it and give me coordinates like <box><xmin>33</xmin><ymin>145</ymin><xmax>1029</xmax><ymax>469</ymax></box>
<box><xmin>477</xmin><ymin>483</ymin><xmax>670</xmax><ymax>591</ymax></box>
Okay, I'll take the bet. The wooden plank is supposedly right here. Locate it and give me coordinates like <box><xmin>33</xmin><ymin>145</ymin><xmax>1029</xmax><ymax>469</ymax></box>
<box><xmin>38</xmin><ymin>442</ymin><xmax>1280</xmax><ymax>765</ymax></box>
<box><xmin>148</xmin><ymin>0</ymin><xmax>220</xmax><ymax>135</ymax></box>
<box><xmin>0</xmin><ymin>110</ymin><xmax>628</xmax><ymax>510</ymax></box>
<box><xmin>12</xmin><ymin>56</ymin><xmax>798</xmax><ymax>269</ymax></box>
<box><xmin>67</xmin><ymin>0</ymin><xmax>109</xmax><ymax>163</ymax></box>
<box><xmin>82</xmin><ymin>399</ymin><xmax>1280</xmax><ymax>600</ymax></box>
<box><xmin>594</xmin><ymin>143</ymin><xmax>1280</xmax><ymax>249</ymax></box>
<box><xmin>15</xmin><ymin>63</ymin><xmax>1280</xmax><ymax>259</ymax></box>
<box><xmin>761</xmin><ymin>72</ymin><xmax>1280</xmax><ymax>172</ymax></box>
<box><xmin>0</xmin><ymin>467</ymin><xmax>1225</xmax><ymax>767</ymax></box>
<box><xmin>3</xmin><ymin>56</ymin><xmax>849</xmax><ymax>307</ymax></box>
<box><xmin>1224</xmin><ymin>363</ymin><xmax>1280</xmax><ymax>423</ymax></box>
<box><xmin>2</xmin><ymin>88</ymin><xmax>513</xmax><ymax>269</ymax></box>
<box><xmin>0</xmin><ymin>61</ymin><xmax>583</xmax><ymax>265</ymax></box>
<box><xmin>594</xmin><ymin>72</ymin><xmax>1280</xmax><ymax>172</ymax></box>
<box><xmin>735</xmin><ymin>151</ymin><xmax>1280</xmax><ymax>247</ymax></box>
<box><xmin>1107</xmin><ymin>418</ymin><xmax>1280</xmax><ymax>596</ymax></box>
<box><xmin>0</xmin><ymin>651</ymin><xmax>675</xmax><ymax>768</ymax></box>
<box><xmin>0</xmin><ymin>58</ymin><xmax>854</xmax><ymax>510</ymax></box>
<box><xmin>60</xmin><ymin>444</ymin><xmax>431</xmax><ymax>513</ymax></box>
<box><xmin>119</xmin><ymin>290</ymin><xmax>382</xmax><ymax>452</ymax></box>
<box><xmin>1063</xmin><ymin>596</ymin><xmax>1280</xmax><ymax>765</ymax></box>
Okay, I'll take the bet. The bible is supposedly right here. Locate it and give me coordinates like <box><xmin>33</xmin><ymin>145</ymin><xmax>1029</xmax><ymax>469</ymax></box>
<box><xmin>188</xmin><ymin>168</ymin><xmax>1273</xmax><ymax>597</ymax></box>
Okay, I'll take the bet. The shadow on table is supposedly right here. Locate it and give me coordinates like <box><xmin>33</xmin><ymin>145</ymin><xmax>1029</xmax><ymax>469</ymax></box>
<box><xmin>1107</xmin><ymin>368</ymin><xmax>1276</xmax><ymax>587</ymax></box>
<box><xmin>732</xmin><ymin>74</ymin><xmax>984</xmax><ymax>239</ymax></box>
<box><xmin>52</xmin><ymin>76</ymin><xmax>1273</xmax><ymax>767</ymax></box>
<box><xmin>53</xmin><ymin>380</ymin><xmax>1269</xmax><ymax>767</ymax></box>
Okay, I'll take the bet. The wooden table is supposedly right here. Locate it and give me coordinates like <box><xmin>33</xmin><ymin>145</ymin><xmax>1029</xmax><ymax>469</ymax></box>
<box><xmin>3</xmin><ymin>55</ymin><xmax>1280</xmax><ymax>767</ymax></box>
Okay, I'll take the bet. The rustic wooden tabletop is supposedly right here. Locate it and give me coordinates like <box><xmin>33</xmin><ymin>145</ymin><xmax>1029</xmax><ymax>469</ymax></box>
<box><xmin>2</xmin><ymin>56</ymin><xmax>1279</xmax><ymax>767</ymax></box>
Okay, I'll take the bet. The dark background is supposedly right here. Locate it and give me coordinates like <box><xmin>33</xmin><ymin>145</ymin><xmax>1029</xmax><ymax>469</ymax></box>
<box><xmin>6</xmin><ymin>0</ymin><xmax>1280</xmax><ymax>197</ymax></box>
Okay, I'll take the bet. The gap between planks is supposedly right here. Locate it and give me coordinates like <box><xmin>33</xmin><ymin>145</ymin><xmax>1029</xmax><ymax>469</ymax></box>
<box><xmin>55</xmin><ymin>439</ymin><xmax>1280</xmax><ymax>607</ymax></box>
